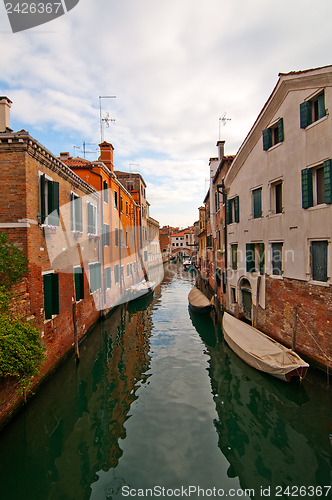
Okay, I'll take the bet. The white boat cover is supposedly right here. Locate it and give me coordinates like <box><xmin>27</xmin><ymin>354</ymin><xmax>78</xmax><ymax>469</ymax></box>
<box><xmin>222</xmin><ymin>312</ymin><xmax>309</xmax><ymax>377</ymax></box>
<box><xmin>188</xmin><ymin>287</ymin><xmax>211</xmax><ymax>309</ymax></box>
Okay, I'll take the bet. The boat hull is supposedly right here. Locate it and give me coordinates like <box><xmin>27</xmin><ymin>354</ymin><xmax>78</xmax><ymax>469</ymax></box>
<box><xmin>222</xmin><ymin>312</ymin><xmax>309</xmax><ymax>382</ymax></box>
<box><xmin>188</xmin><ymin>287</ymin><xmax>213</xmax><ymax>315</ymax></box>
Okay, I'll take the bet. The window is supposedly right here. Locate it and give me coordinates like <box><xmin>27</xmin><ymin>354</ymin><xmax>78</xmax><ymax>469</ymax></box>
<box><xmin>114</xmin><ymin>264</ymin><xmax>120</xmax><ymax>284</ymax></box>
<box><xmin>231</xmin><ymin>244</ymin><xmax>238</xmax><ymax>270</ymax></box>
<box><xmin>89</xmin><ymin>263</ymin><xmax>101</xmax><ymax>293</ymax></box>
<box><xmin>127</xmin><ymin>264</ymin><xmax>130</xmax><ymax>277</ymax></box>
<box><xmin>71</xmin><ymin>193</ymin><xmax>83</xmax><ymax>232</ymax></box>
<box><xmin>120</xmin><ymin>196</ymin><xmax>123</xmax><ymax>213</ymax></box>
<box><xmin>74</xmin><ymin>267</ymin><xmax>84</xmax><ymax>301</ymax></box>
<box><xmin>103</xmin><ymin>180</ymin><xmax>109</xmax><ymax>204</ymax></box>
<box><xmin>231</xmin><ymin>287</ymin><xmax>237</xmax><ymax>304</ymax></box>
<box><xmin>262</xmin><ymin>118</ymin><xmax>284</xmax><ymax>150</ymax></box>
<box><xmin>226</xmin><ymin>196</ymin><xmax>240</xmax><ymax>224</ymax></box>
<box><xmin>127</xmin><ymin>183</ymin><xmax>134</xmax><ymax>192</ymax></box>
<box><xmin>103</xmin><ymin>224</ymin><xmax>110</xmax><ymax>246</ymax></box>
<box><xmin>270</xmin><ymin>180</ymin><xmax>283</xmax><ymax>214</ymax></box>
<box><xmin>300</xmin><ymin>91</ymin><xmax>326</xmax><ymax>128</ymax></box>
<box><xmin>311</xmin><ymin>241</ymin><xmax>328</xmax><ymax>282</ymax></box>
<box><xmin>252</xmin><ymin>188</ymin><xmax>262</xmax><ymax>218</ymax></box>
<box><xmin>43</xmin><ymin>272</ymin><xmax>59</xmax><ymax>319</ymax></box>
<box><xmin>40</xmin><ymin>174</ymin><xmax>59</xmax><ymax>226</ymax></box>
<box><xmin>114</xmin><ymin>190</ymin><xmax>118</xmax><ymax>210</ymax></box>
<box><xmin>115</xmin><ymin>227</ymin><xmax>119</xmax><ymax>247</ymax></box>
<box><xmin>301</xmin><ymin>160</ymin><xmax>332</xmax><ymax>208</ymax></box>
<box><xmin>87</xmin><ymin>202</ymin><xmax>97</xmax><ymax>234</ymax></box>
<box><xmin>104</xmin><ymin>267</ymin><xmax>112</xmax><ymax>289</ymax></box>
<box><xmin>271</xmin><ymin>243</ymin><xmax>283</xmax><ymax>276</ymax></box>
<box><xmin>246</xmin><ymin>243</ymin><xmax>265</xmax><ymax>274</ymax></box>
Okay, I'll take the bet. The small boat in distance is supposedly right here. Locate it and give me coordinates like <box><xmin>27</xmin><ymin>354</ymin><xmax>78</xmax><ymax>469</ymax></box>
<box><xmin>183</xmin><ymin>258</ymin><xmax>191</xmax><ymax>270</ymax></box>
<box><xmin>222</xmin><ymin>312</ymin><xmax>309</xmax><ymax>382</ymax></box>
<box><xmin>188</xmin><ymin>287</ymin><xmax>214</xmax><ymax>314</ymax></box>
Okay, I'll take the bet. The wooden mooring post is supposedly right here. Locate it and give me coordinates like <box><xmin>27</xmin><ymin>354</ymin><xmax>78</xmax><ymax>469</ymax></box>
<box><xmin>292</xmin><ymin>306</ymin><xmax>297</xmax><ymax>350</ymax></box>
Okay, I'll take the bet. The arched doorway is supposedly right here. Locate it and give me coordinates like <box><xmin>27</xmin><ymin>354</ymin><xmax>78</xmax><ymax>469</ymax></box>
<box><xmin>239</xmin><ymin>277</ymin><xmax>252</xmax><ymax>323</ymax></box>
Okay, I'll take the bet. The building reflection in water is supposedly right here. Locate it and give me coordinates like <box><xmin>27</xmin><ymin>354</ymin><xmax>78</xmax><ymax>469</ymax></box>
<box><xmin>192</xmin><ymin>310</ymin><xmax>332</xmax><ymax>496</ymax></box>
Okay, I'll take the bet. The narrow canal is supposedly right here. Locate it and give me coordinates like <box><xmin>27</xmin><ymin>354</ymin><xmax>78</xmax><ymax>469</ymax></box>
<box><xmin>0</xmin><ymin>264</ymin><xmax>331</xmax><ymax>500</ymax></box>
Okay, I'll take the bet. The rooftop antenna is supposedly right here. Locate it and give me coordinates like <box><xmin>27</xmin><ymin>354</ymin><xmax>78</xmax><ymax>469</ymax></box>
<box><xmin>219</xmin><ymin>113</ymin><xmax>231</xmax><ymax>139</ymax></box>
<box><xmin>99</xmin><ymin>95</ymin><xmax>116</xmax><ymax>142</ymax></box>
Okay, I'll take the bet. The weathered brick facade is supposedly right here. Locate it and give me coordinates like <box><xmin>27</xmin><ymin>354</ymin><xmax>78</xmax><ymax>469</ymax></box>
<box><xmin>0</xmin><ymin>132</ymin><xmax>100</xmax><ymax>425</ymax></box>
<box><xmin>257</xmin><ymin>277</ymin><xmax>332</xmax><ymax>370</ymax></box>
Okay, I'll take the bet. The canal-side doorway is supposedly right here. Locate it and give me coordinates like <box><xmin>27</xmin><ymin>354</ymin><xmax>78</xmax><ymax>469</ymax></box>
<box><xmin>239</xmin><ymin>277</ymin><xmax>252</xmax><ymax>323</ymax></box>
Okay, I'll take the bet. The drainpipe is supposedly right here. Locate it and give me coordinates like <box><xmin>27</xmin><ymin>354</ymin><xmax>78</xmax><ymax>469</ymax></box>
<box><xmin>89</xmin><ymin>167</ymin><xmax>105</xmax><ymax>311</ymax></box>
<box><xmin>217</xmin><ymin>179</ymin><xmax>227</xmax><ymax>296</ymax></box>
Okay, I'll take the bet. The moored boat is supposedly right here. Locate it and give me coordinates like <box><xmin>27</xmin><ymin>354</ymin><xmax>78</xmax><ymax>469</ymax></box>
<box><xmin>188</xmin><ymin>287</ymin><xmax>214</xmax><ymax>314</ymax></box>
<box><xmin>183</xmin><ymin>258</ymin><xmax>191</xmax><ymax>270</ymax></box>
<box><xmin>222</xmin><ymin>312</ymin><xmax>309</xmax><ymax>382</ymax></box>
<box><xmin>126</xmin><ymin>280</ymin><xmax>155</xmax><ymax>302</ymax></box>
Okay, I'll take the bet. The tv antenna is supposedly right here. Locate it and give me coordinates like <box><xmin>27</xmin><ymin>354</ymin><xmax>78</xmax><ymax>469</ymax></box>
<box><xmin>99</xmin><ymin>95</ymin><xmax>116</xmax><ymax>142</ymax></box>
<box><xmin>219</xmin><ymin>113</ymin><xmax>231</xmax><ymax>139</ymax></box>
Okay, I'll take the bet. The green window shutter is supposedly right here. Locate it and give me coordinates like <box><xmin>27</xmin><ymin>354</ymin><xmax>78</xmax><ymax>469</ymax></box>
<box><xmin>253</xmin><ymin>188</ymin><xmax>262</xmax><ymax>218</ymax></box>
<box><xmin>87</xmin><ymin>203</ymin><xmax>93</xmax><ymax>233</ymax></box>
<box><xmin>312</xmin><ymin>241</ymin><xmax>328</xmax><ymax>282</ymax></box>
<box><xmin>300</xmin><ymin>101</ymin><xmax>312</xmax><ymax>129</ymax></box>
<box><xmin>231</xmin><ymin>245</ymin><xmax>238</xmax><ymax>270</ymax></box>
<box><xmin>103</xmin><ymin>224</ymin><xmax>110</xmax><ymax>246</ymax></box>
<box><xmin>317</xmin><ymin>93</ymin><xmax>326</xmax><ymax>120</ymax></box>
<box><xmin>96</xmin><ymin>263</ymin><xmax>101</xmax><ymax>291</ymax></box>
<box><xmin>90</xmin><ymin>264</ymin><xmax>95</xmax><ymax>292</ymax></box>
<box><xmin>272</xmin><ymin>243</ymin><xmax>283</xmax><ymax>276</ymax></box>
<box><xmin>262</xmin><ymin>128</ymin><xmax>272</xmax><ymax>151</ymax></box>
<box><xmin>301</xmin><ymin>168</ymin><xmax>313</xmax><ymax>208</ymax></box>
<box><xmin>40</xmin><ymin>174</ymin><xmax>46</xmax><ymax>224</ymax></box>
<box><xmin>234</xmin><ymin>196</ymin><xmax>239</xmax><ymax>223</ymax></box>
<box><xmin>51</xmin><ymin>273</ymin><xmax>59</xmax><ymax>315</ymax></box>
<box><xmin>70</xmin><ymin>193</ymin><xmax>74</xmax><ymax>231</ymax></box>
<box><xmin>48</xmin><ymin>181</ymin><xmax>60</xmax><ymax>226</ymax></box>
<box><xmin>246</xmin><ymin>243</ymin><xmax>255</xmax><ymax>273</ymax></box>
<box><xmin>43</xmin><ymin>273</ymin><xmax>53</xmax><ymax>320</ymax></box>
<box><xmin>259</xmin><ymin>243</ymin><xmax>265</xmax><ymax>275</ymax></box>
<box><xmin>226</xmin><ymin>199</ymin><xmax>233</xmax><ymax>224</ymax></box>
<box><xmin>278</xmin><ymin>118</ymin><xmax>284</xmax><ymax>143</ymax></box>
<box><xmin>105</xmin><ymin>267</ymin><xmax>112</xmax><ymax>289</ymax></box>
<box><xmin>76</xmin><ymin>197</ymin><xmax>83</xmax><ymax>231</ymax></box>
<box><xmin>103</xmin><ymin>181</ymin><xmax>109</xmax><ymax>203</ymax></box>
<box><xmin>74</xmin><ymin>267</ymin><xmax>84</xmax><ymax>301</ymax></box>
<box><xmin>323</xmin><ymin>159</ymin><xmax>332</xmax><ymax>204</ymax></box>
<box><xmin>43</xmin><ymin>273</ymin><xmax>59</xmax><ymax>318</ymax></box>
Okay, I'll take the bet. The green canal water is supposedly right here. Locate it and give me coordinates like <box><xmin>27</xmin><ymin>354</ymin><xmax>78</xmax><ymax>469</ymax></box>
<box><xmin>0</xmin><ymin>264</ymin><xmax>331</xmax><ymax>500</ymax></box>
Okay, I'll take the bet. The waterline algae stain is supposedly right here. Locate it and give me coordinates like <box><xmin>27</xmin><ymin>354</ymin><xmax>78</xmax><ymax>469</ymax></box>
<box><xmin>0</xmin><ymin>264</ymin><xmax>330</xmax><ymax>499</ymax></box>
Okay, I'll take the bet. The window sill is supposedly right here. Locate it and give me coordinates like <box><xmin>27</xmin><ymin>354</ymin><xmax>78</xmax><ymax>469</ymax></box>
<box><xmin>304</xmin><ymin>114</ymin><xmax>328</xmax><ymax>130</ymax></box>
<box><xmin>268</xmin><ymin>212</ymin><xmax>284</xmax><ymax>218</ymax></box>
<box><xmin>268</xmin><ymin>273</ymin><xmax>283</xmax><ymax>280</ymax></box>
<box><xmin>306</xmin><ymin>203</ymin><xmax>329</xmax><ymax>211</ymax></box>
<box><xmin>309</xmin><ymin>279</ymin><xmax>330</xmax><ymax>287</ymax></box>
<box><xmin>266</xmin><ymin>141</ymin><xmax>283</xmax><ymax>152</ymax></box>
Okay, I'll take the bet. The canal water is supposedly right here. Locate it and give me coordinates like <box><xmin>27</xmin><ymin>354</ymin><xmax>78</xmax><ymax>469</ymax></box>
<box><xmin>0</xmin><ymin>264</ymin><xmax>331</xmax><ymax>500</ymax></box>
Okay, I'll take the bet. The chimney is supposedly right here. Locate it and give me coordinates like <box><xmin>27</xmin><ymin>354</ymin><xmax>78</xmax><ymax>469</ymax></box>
<box><xmin>216</xmin><ymin>140</ymin><xmax>225</xmax><ymax>160</ymax></box>
<box><xmin>0</xmin><ymin>96</ymin><xmax>12</xmax><ymax>133</ymax></box>
<box><xmin>60</xmin><ymin>152</ymin><xmax>70</xmax><ymax>160</ymax></box>
<box><xmin>99</xmin><ymin>141</ymin><xmax>114</xmax><ymax>171</ymax></box>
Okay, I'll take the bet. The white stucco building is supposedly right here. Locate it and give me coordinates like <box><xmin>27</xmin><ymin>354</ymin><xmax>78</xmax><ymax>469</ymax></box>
<box><xmin>224</xmin><ymin>65</ymin><xmax>332</xmax><ymax>370</ymax></box>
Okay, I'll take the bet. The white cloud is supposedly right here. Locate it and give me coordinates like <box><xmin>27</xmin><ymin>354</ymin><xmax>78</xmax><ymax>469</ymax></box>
<box><xmin>1</xmin><ymin>0</ymin><xmax>332</xmax><ymax>225</ymax></box>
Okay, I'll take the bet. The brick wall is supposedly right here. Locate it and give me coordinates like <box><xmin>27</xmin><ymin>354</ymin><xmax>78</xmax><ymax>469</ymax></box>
<box><xmin>257</xmin><ymin>277</ymin><xmax>332</xmax><ymax>370</ymax></box>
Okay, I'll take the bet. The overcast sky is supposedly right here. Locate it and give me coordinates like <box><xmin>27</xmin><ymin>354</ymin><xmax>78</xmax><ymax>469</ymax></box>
<box><xmin>1</xmin><ymin>0</ymin><xmax>332</xmax><ymax>227</ymax></box>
